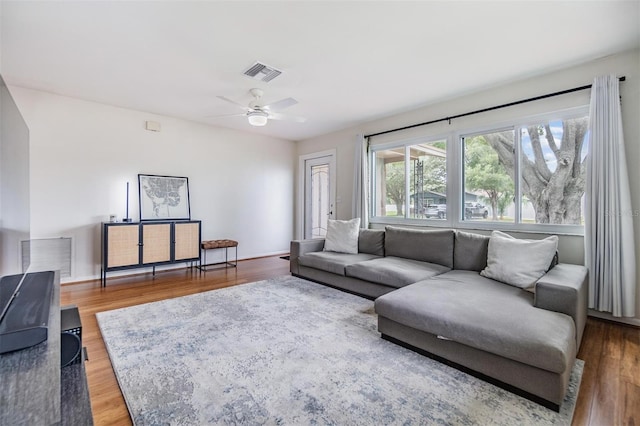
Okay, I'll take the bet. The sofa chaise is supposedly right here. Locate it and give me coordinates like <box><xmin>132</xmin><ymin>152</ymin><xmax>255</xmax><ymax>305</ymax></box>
<box><xmin>289</xmin><ymin>225</ymin><xmax>588</xmax><ymax>411</ymax></box>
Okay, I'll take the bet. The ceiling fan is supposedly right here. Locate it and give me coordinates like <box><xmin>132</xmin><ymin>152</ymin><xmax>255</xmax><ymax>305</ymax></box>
<box><xmin>212</xmin><ymin>88</ymin><xmax>307</xmax><ymax>127</ymax></box>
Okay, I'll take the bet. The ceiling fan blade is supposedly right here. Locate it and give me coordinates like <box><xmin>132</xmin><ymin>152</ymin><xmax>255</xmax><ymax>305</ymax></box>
<box><xmin>206</xmin><ymin>112</ymin><xmax>247</xmax><ymax>119</ymax></box>
<box><xmin>268</xmin><ymin>112</ymin><xmax>307</xmax><ymax>123</ymax></box>
<box><xmin>263</xmin><ymin>97</ymin><xmax>298</xmax><ymax>111</ymax></box>
<box><xmin>216</xmin><ymin>95</ymin><xmax>250</xmax><ymax>111</ymax></box>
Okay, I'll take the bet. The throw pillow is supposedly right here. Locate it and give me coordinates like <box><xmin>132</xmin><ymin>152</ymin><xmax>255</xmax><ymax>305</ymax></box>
<box><xmin>385</xmin><ymin>226</ymin><xmax>454</xmax><ymax>268</ymax></box>
<box><xmin>323</xmin><ymin>218</ymin><xmax>361</xmax><ymax>254</ymax></box>
<box><xmin>453</xmin><ymin>231</ymin><xmax>490</xmax><ymax>272</ymax></box>
<box><xmin>358</xmin><ymin>229</ymin><xmax>385</xmax><ymax>256</ymax></box>
<box><xmin>480</xmin><ymin>230</ymin><xmax>558</xmax><ymax>290</ymax></box>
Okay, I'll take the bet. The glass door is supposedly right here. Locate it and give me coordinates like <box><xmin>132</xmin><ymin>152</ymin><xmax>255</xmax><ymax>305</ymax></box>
<box><xmin>304</xmin><ymin>154</ymin><xmax>335</xmax><ymax>239</ymax></box>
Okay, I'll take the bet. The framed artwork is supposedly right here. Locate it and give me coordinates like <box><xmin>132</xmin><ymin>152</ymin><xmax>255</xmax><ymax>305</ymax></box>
<box><xmin>138</xmin><ymin>174</ymin><xmax>191</xmax><ymax>221</ymax></box>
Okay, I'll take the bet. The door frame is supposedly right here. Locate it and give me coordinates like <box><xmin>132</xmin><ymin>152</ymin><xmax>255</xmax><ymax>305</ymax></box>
<box><xmin>297</xmin><ymin>149</ymin><xmax>337</xmax><ymax>240</ymax></box>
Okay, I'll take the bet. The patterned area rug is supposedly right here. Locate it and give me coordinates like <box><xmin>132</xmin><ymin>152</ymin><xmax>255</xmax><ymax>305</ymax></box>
<box><xmin>97</xmin><ymin>276</ymin><xmax>583</xmax><ymax>425</ymax></box>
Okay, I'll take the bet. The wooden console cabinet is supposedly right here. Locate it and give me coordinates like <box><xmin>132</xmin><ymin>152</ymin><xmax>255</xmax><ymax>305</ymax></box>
<box><xmin>101</xmin><ymin>220</ymin><xmax>201</xmax><ymax>286</ymax></box>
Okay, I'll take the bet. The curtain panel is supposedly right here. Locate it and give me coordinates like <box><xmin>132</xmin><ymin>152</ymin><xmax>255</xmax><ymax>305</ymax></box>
<box><xmin>353</xmin><ymin>134</ymin><xmax>369</xmax><ymax>229</ymax></box>
<box><xmin>585</xmin><ymin>74</ymin><xmax>636</xmax><ymax>317</ymax></box>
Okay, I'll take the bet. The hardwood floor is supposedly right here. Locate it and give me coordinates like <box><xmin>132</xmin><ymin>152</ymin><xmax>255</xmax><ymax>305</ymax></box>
<box><xmin>60</xmin><ymin>256</ymin><xmax>639</xmax><ymax>426</ymax></box>
<box><xmin>573</xmin><ymin>316</ymin><xmax>640</xmax><ymax>425</ymax></box>
<box><xmin>61</xmin><ymin>256</ymin><xmax>290</xmax><ymax>426</ymax></box>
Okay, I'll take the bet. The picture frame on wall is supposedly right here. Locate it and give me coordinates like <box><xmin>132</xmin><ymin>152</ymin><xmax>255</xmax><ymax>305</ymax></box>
<box><xmin>138</xmin><ymin>174</ymin><xmax>191</xmax><ymax>221</ymax></box>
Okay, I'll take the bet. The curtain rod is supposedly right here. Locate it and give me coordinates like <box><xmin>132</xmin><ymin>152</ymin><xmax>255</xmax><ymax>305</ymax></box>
<box><xmin>364</xmin><ymin>76</ymin><xmax>626</xmax><ymax>139</ymax></box>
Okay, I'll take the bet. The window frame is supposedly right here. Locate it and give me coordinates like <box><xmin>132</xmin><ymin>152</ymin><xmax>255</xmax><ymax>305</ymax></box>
<box><xmin>369</xmin><ymin>106</ymin><xmax>589</xmax><ymax>236</ymax></box>
<box><xmin>456</xmin><ymin>105</ymin><xmax>588</xmax><ymax>235</ymax></box>
<box><xmin>457</xmin><ymin>125</ymin><xmax>516</xmax><ymax>227</ymax></box>
<box><xmin>369</xmin><ymin>134</ymin><xmax>452</xmax><ymax>227</ymax></box>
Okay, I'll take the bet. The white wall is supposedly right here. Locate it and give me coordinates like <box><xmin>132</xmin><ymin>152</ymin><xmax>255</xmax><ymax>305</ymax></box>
<box><xmin>9</xmin><ymin>86</ymin><xmax>296</xmax><ymax>282</ymax></box>
<box><xmin>297</xmin><ymin>49</ymin><xmax>640</xmax><ymax>324</ymax></box>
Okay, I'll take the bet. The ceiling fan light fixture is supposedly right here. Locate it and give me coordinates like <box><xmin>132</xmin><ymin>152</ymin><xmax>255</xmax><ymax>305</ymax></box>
<box><xmin>247</xmin><ymin>110</ymin><xmax>268</xmax><ymax>126</ymax></box>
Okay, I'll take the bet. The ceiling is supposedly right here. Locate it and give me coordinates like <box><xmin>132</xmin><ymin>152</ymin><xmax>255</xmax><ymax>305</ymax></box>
<box><xmin>2</xmin><ymin>1</ymin><xmax>639</xmax><ymax>141</ymax></box>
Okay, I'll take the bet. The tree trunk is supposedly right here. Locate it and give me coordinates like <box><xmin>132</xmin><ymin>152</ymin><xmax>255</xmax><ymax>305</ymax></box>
<box><xmin>485</xmin><ymin>118</ymin><xmax>588</xmax><ymax>224</ymax></box>
<box><xmin>490</xmin><ymin>199</ymin><xmax>499</xmax><ymax>221</ymax></box>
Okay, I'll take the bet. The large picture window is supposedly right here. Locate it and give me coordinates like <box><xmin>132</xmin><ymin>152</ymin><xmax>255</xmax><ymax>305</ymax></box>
<box><xmin>369</xmin><ymin>107</ymin><xmax>588</xmax><ymax>233</ymax></box>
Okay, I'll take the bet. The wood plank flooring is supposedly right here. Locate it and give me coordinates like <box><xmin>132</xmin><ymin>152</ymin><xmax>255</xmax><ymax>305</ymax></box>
<box><xmin>60</xmin><ymin>256</ymin><xmax>639</xmax><ymax>426</ymax></box>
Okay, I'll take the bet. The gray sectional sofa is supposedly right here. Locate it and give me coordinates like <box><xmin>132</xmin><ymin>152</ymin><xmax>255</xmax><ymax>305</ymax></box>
<box><xmin>289</xmin><ymin>226</ymin><xmax>588</xmax><ymax>411</ymax></box>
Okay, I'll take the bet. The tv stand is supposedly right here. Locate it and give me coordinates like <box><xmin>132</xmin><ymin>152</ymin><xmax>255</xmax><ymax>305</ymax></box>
<box><xmin>101</xmin><ymin>220</ymin><xmax>201</xmax><ymax>286</ymax></box>
<box><xmin>0</xmin><ymin>271</ymin><xmax>93</xmax><ymax>425</ymax></box>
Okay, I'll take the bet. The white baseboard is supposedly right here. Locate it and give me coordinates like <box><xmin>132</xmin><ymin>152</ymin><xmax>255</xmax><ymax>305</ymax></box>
<box><xmin>588</xmin><ymin>309</ymin><xmax>640</xmax><ymax>327</ymax></box>
<box><xmin>64</xmin><ymin>251</ymin><xmax>291</xmax><ymax>284</ymax></box>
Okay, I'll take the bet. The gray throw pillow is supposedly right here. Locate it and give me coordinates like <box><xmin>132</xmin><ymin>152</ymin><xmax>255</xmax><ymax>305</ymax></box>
<box><xmin>358</xmin><ymin>229</ymin><xmax>385</xmax><ymax>256</ymax></box>
<box><xmin>480</xmin><ymin>230</ymin><xmax>558</xmax><ymax>289</ymax></box>
<box><xmin>385</xmin><ymin>226</ymin><xmax>454</xmax><ymax>268</ymax></box>
<box><xmin>323</xmin><ymin>218</ymin><xmax>361</xmax><ymax>254</ymax></box>
<box><xmin>454</xmin><ymin>231</ymin><xmax>490</xmax><ymax>271</ymax></box>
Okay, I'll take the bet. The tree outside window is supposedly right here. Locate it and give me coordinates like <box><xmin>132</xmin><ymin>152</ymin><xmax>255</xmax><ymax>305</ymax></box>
<box><xmin>464</xmin><ymin>131</ymin><xmax>515</xmax><ymax>222</ymax></box>
<box><xmin>518</xmin><ymin>117</ymin><xmax>588</xmax><ymax>224</ymax></box>
<box><xmin>462</xmin><ymin>114</ymin><xmax>588</xmax><ymax>225</ymax></box>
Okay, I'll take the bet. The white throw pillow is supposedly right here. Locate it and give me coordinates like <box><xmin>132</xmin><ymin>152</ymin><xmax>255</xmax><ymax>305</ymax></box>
<box><xmin>323</xmin><ymin>218</ymin><xmax>361</xmax><ymax>254</ymax></box>
<box><xmin>480</xmin><ymin>230</ymin><xmax>558</xmax><ymax>290</ymax></box>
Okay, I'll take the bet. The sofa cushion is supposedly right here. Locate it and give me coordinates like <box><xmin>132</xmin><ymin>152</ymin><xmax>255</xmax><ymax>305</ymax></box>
<box><xmin>324</xmin><ymin>218</ymin><xmax>360</xmax><ymax>254</ymax></box>
<box><xmin>453</xmin><ymin>231</ymin><xmax>490</xmax><ymax>271</ymax></box>
<box><xmin>345</xmin><ymin>256</ymin><xmax>450</xmax><ymax>288</ymax></box>
<box><xmin>298</xmin><ymin>251</ymin><xmax>381</xmax><ymax>276</ymax></box>
<box><xmin>358</xmin><ymin>229</ymin><xmax>385</xmax><ymax>256</ymax></box>
<box><xmin>481</xmin><ymin>230</ymin><xmax>559</xmax><ymax>289</ymax></box>
<box><xmin>385</xmin><ymin>226</ymin><xmax>454</xmax><ymax>268</ymax></box>
<box><xmin>374</xmin><ymin>270</ymin><xmax>576</xmax><ymax>374</ymax></box>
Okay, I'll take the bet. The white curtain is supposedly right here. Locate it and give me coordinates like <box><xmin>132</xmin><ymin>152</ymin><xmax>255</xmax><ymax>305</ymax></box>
<box><xmin>585</xmin><ymin>74</ymin><xmax>636</xmax><ymax>317</ymax></box>
<box><xmin>352</xmin><ymin>134</ymin><xmax>369</xmax><ymax>228</ymax></box>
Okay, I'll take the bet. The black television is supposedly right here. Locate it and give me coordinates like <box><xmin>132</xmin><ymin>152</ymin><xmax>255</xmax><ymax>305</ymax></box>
<box><xmin>0</xmin><ymin>72</ymin><xmax>31</xmax><ymax>277</ymax></box>
<box><xmin>0</xmin><ymin>72</ymin><xmax>44</xmax><ymax>354</ymax></box>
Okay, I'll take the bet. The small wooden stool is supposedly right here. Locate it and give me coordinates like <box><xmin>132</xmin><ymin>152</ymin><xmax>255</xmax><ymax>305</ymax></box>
<box><xmin>198</xmin><ymin>239</ymin><xmax>238</xmax><ymax>271</ymax></box>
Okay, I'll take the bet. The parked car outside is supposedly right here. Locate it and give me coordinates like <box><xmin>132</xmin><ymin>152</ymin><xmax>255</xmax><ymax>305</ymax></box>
<box><xmin>465</xmin><ymin>202</ymin><xmax>489</xmax><ymax>219</ymax></box>
<box><xmin>424</xmin><ymin>204</ymin><xmax>446</xmax><ymax>219</ymax></box>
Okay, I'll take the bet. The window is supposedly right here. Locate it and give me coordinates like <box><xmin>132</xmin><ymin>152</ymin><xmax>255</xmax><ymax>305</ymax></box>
<box><xmin>369</xmin><ymin>107</ymin><xmax>588</xmax><ymax>233</ymax></box>
<box><xmin>373</xmin><ymin>148</ymin><xmax>405</xmax><ymax>217</ymax></box>
<box><xmin>462</xmin><ymin>129</ymin><xmax>515</xmax><ymax>223</ymax></box>
<box><xmin>460</xmin><ymin>109</ymin><xmax>589</xmax><ymax>229</ymax></box>
<box><xmin>519</xmin><ymin>116</ymin><xmax>589</xmax><ymax>225</ymax></box>
<box><xmin>372</xmin><ymin>139</ymin><xmax>447</xmax><ymax>220</ymax></box>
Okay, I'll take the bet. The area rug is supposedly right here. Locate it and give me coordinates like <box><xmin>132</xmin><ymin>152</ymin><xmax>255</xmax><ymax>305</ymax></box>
<box><xmin>97</xmin><ymin>276</ymin><xmax>583</xmax><ymax>425</ymax></box>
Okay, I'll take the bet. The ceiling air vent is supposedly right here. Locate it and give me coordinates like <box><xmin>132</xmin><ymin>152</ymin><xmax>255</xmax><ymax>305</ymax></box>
<box><xmin>243</xmin><ymin>62</ymin><xmax>282</xmax><ymax>83</ymax></box>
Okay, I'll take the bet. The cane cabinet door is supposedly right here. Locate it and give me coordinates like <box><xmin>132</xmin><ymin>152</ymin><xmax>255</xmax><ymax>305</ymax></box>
<box><xmin>141</xmin><ymin>222</ymin><xmax>172</xmax><ymax>264</ymax></box>
<box><xmin>105</xmin><ymin>223</ymin><xmax>140</xmax><ymax>268</ymax></box>
<box><xmin>174</xmin><ymin>221</ymin><xmax>200</xmax><ymax>261</ymax></box>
